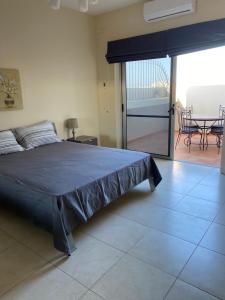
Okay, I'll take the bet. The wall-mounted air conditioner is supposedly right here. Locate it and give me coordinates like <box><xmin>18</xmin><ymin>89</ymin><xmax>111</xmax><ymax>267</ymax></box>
<box><xmin>144</xmin><ymin>0</ymin><xmax>196</xmax><ymax>23</ymax></box>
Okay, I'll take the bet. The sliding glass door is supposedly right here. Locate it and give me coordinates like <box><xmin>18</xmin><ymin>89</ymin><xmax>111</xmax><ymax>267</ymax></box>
<box><xmin>123</xmin><ymin>57</ymin><xmax>175</xmax><ymax>158</ymax></box>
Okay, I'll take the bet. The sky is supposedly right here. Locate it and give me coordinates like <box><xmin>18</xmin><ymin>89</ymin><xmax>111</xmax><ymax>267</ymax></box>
<box><xmin>125</xmin><ymin>45</ymin><xmax>225</xmax><ymax>106</ymax></box>
<box><xmin>176</xmin><ymin>45</ymin><xmax>225</xmax><ymax>105</ymax></box>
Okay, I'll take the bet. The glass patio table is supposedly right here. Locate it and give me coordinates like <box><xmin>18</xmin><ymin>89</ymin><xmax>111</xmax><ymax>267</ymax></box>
<box><xmin>184</xmin><ymin>114</ymin><xmax>224</xmax><ymax>150</ymax></box>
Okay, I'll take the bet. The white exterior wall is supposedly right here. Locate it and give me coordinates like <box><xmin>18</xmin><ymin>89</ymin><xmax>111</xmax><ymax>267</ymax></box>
<box><xmin>186</xmin><ymin>85</ymin><xmax>225</xmax><ymax>115</ymax></box>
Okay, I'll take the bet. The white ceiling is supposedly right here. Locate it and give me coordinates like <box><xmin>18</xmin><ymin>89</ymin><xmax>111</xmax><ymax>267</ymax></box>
<box><xmin>62</xmin><ymin>0</ymin><xmax>146</xmax><ymax>15</ymax></box>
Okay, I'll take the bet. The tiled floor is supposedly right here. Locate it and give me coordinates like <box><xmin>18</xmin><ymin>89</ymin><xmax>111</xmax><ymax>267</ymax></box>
<box><xmin>0</xmin><ymin>159</ymin><xmax>225</xmax><ymax>299</ymax></box>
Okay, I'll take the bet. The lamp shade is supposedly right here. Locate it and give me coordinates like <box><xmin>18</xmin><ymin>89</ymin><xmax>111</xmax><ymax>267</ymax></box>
<box><xmin>66</xmin><ymin>118</ymin><xmax>78</xmax><ymax>129</ymax></box>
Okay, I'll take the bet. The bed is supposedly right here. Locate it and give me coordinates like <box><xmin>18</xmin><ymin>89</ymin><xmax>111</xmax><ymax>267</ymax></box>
<box><xmin>0</xmin><ymin>141</ymin><xmax>161</xmax><ymax>255</ymax></box>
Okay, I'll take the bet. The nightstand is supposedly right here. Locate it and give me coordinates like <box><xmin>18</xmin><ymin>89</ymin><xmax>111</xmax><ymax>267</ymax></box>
<box><xmin>67</xmin><ymin>135</ymin><xmax>98</xmax><ymax>146</ymax></box>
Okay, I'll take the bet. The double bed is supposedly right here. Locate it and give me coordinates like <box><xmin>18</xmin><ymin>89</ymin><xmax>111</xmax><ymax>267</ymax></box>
<box><xmin>0</xmin><ymin>141</ymin><xmax>161</xmax><ymax>255</ymax></box>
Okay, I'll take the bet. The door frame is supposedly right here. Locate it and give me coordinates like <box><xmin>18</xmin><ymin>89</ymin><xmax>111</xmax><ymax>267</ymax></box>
<box><xmin>121</xmin><ymin>57</ymin><xmax>177</xmax><ymax>160</ymax></box>
<box><xmin>169</xmin><ymin>56</ymin><xmax>177</xmax><ymax>160</ymax></box>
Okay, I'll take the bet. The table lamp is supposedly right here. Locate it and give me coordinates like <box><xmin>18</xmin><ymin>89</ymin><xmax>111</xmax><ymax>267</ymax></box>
<box><xmin>66</xmin><ymin>118</ymin><xmax>78</xmax><ymax>140</ymax></box>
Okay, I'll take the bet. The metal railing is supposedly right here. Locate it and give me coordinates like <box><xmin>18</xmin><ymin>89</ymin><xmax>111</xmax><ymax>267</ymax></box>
<box><xmin>126</xmin><ymin>59</ymin><xmax>170</xmax><ymax>101</ymax></box>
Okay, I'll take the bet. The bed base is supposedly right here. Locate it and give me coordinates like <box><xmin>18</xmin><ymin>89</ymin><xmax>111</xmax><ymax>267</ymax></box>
<box><xmin>149</xmin><ymin>177</ymin><xmax>156</xmax><ymax>192</ymax></box>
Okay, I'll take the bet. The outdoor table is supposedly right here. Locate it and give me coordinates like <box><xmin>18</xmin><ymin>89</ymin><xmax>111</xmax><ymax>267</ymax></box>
<box><xmin>184</xmin><ymin>114</ymin><xmax>224</xmax><ymax>150</ymax></box>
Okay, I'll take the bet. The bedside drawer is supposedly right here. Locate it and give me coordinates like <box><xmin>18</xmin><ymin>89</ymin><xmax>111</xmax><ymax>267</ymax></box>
<box><xmin>69</xmin><ymin>136</ymin><xmax>98</xmax><ymax>146</ymax></box>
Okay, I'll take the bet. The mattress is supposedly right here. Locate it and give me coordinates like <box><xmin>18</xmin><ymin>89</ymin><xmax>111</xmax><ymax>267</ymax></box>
<box><xmin>0</xmin><ymin>142</ymin><xmax>161</xmax><ymax>254</ymax></box>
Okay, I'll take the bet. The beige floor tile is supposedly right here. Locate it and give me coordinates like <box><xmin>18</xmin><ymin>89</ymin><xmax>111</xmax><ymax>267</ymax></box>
<box><xmin>82</xmin><ymin>212</ymin><xmax>148</xmax><ymax>252</ymax></box>
<box><xmin>56</xmin><ymin>234</ymin><xmax>123</xmax><ymax>288</ymax></box>
<box><xmin>114</xmin><ymin>199</ymin><xmax>210</xmax><ymax>244</ymax></box>
<box><xmin>141</xmin><ymin>187</ymin><xmax>184</xmax><ymax>209</ymax></box>
<box><xmin>0</xmin><ymin>215</ymin><xmax>41</xmax><ymax>243</ymax></box>
<box><xmin>180</xmin><ymin>247</ymin><xmax>225</xmax><ymax>299</ymax></box>
<box><xmin>200</xmin><ymin>223</ymin><xmax>225</xmax><ymax>255</ymax></box>
<box><xmin>0</xmin><ymin>229</ymin><xmax>15</xmax><ymax>253</ymax></box>
<box><xmin>173</xmin><ymin>196</ymin><xmax>221</xmax><ymax>220</ymax></box>
<box><xmin>81</xmin><ymin>291</ymin><xmax>104</xmax><ymax>300</ymax></box>
<box><xmin>22</xmin><ymin>227</ymin><xmax>63</xmax><ymax>262</ymax></box>
<box><xmin>93</xmin><ymin>254</ymin><xmax>175</xmax><ymax>300</ymax></box>
<box><xmin>200</xmin><ymin>169</ymin><xmax>225</xmax><ymax>187</ymax></box>
<box><xmin>215</xmin><ymin>205</ymin><xmax>225</xmax><ymax>226</ymax></box>
<box><xmin>0</xmin><ymin>243</ymin><xmax>46</xmax><ymax>296</ymax></box>
<box><xmin>0</xmin><ymin>207</ymin><xmax>19</xmax><ymax>225</ymax></box>
<box><xmin>129</xmin><ymin>228</ymin><xmax>195</xmax><ymax>276</ymax></box>
<box><xmin>154</xmin><ymin>159</ymin><xmax>174</xmax><ymax>177</ymax></box>
<box><xmin>188</xmin><ymin>184</ymin><xmax>225</xmax><ymax>203</ymax></box>
<box><xmin>130</xmin><ymin>180</ymin><xmax>184</xmax><ymax>209</ymax></box>
<box><xmin>157</xmin><ymin>177</ymin><xmax>198</xmax><ymax>194</ymax></box>
<box><xmin>0</xmin><ymin>264</ymin><xmax>86</xmax><ymax>300</ymax></box>
<box><xmin>165</xmin><ymin>280</ymin><xmax>219</xmax><ymax>300</ymax></box>
<box><xmin>161</xmin><ymin>162</ymin><xmax>211</xmax><ymax>183</ymax></box>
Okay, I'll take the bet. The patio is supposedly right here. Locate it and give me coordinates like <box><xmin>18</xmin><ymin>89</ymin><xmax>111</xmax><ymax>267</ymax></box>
<box><xmin>174</xmin><ymin>131</ymin><xmax>221</xmax><ymax>167</ymax></box>
<box><xmin>126</xmin><ymin>46</ymin><xmax>225</xmax><ymax>169</ymax></box>
<box><xmin>127</xmin><ymin>130</ymin><xmax>221</xmax><ymax>167</ymax></box>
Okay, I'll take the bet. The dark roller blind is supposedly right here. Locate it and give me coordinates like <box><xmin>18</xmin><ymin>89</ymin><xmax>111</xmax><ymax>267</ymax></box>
<box><xmin>106</xmin><ymin>30</ymin><xmax>167</xmax><ymax>63</ymax></box>
<box><xmin>167</xmin><ymin>18</ymin><xmax>225</xmax><ymax>57</ymax></box>
<box><xmin>106</xmin><ymin>18</ymin><xmax>225</xmax><ymax>63</ymax></box>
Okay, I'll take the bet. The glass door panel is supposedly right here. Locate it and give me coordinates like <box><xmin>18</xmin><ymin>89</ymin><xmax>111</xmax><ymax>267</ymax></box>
<box><xmin>127</xmin><ymin>116</ymin><xmax>169</xmax><ymax>156</ymax></box>
<box><xmin>124</xmin><ymin>57</ymin><xmax>174</xmax><ymax>157</ymax></box>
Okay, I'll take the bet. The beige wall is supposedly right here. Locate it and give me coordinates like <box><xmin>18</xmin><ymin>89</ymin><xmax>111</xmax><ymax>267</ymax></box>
<box><xmin>0</xmin><ymin>0</ymin><xmax>99</xmax><ymax>139</ymax></box>
<box><xmin>1</xmin><ymin>0</ymin><xmax>225</xmax><ymax>169</ymax></box>
<box><xmin>96</xmin><ymin>0</ymin><xmax>225</xmax><ymax>147</ymax></box>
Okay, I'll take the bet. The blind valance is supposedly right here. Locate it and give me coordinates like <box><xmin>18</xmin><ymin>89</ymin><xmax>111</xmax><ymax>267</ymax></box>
<box><xmin>106</xmin><ymin>18</ymin><xmax>225</xmax><ymax>63</ymax></box>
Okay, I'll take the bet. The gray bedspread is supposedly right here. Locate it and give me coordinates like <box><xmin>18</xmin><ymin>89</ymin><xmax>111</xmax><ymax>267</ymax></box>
<box><xmin>0</xmin><ymin>142</ymin><xmax>161</xmax><ymax>254</ymax></box>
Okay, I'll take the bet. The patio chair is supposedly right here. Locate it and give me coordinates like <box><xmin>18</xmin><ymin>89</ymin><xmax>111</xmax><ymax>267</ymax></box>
<box><xmin>211</xmin><ymin>105</ymin><xmax>225</xmax><ymax>131</ymax></box>
<box><xmin>185</xmin><ymin>105</ymin><xmax>193</xmax><ymax>113</ymax></box>
<box><xmin>211</xmin><ymin>105</ymin><xmax>225</xmax><ymax>130</ymax></box>
<box><xmin>209</xmin><ymin>106</ymin><xmax>225</xmax><ymax>152</ymax></box>
<box><xmin>182</xmin><ymin>106</ymin><xmax>199</xmax><ymax>129</ymax></box>
<box><xmin>175</xmin><ymin>108</ymin><xmax>202</xmax><ymax>152</ymax></box>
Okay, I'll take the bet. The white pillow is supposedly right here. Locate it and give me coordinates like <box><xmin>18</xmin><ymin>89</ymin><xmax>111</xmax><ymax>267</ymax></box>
<box><xmin>0</xmin><ymin>130</ymin><xmax>24</xmax><ymax>155</ymax></box>
<box><xmin>15</xmin><ymin>121</ymin><xmax>61</xmax><ymax>149</ymax></box>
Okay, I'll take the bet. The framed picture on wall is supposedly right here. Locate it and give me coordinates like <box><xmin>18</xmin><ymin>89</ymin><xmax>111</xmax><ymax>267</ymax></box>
<box><xmin>0</xmin><ymin>68</ymin><xmax>23</xmax><ymax>111</ymax></box>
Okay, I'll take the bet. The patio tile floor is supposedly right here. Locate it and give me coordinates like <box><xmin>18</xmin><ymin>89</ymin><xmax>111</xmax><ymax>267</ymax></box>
<box><xmin>127</xmin><ymin>131</ymin><xmax>221</xmax><ymax>167</ymax></box>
